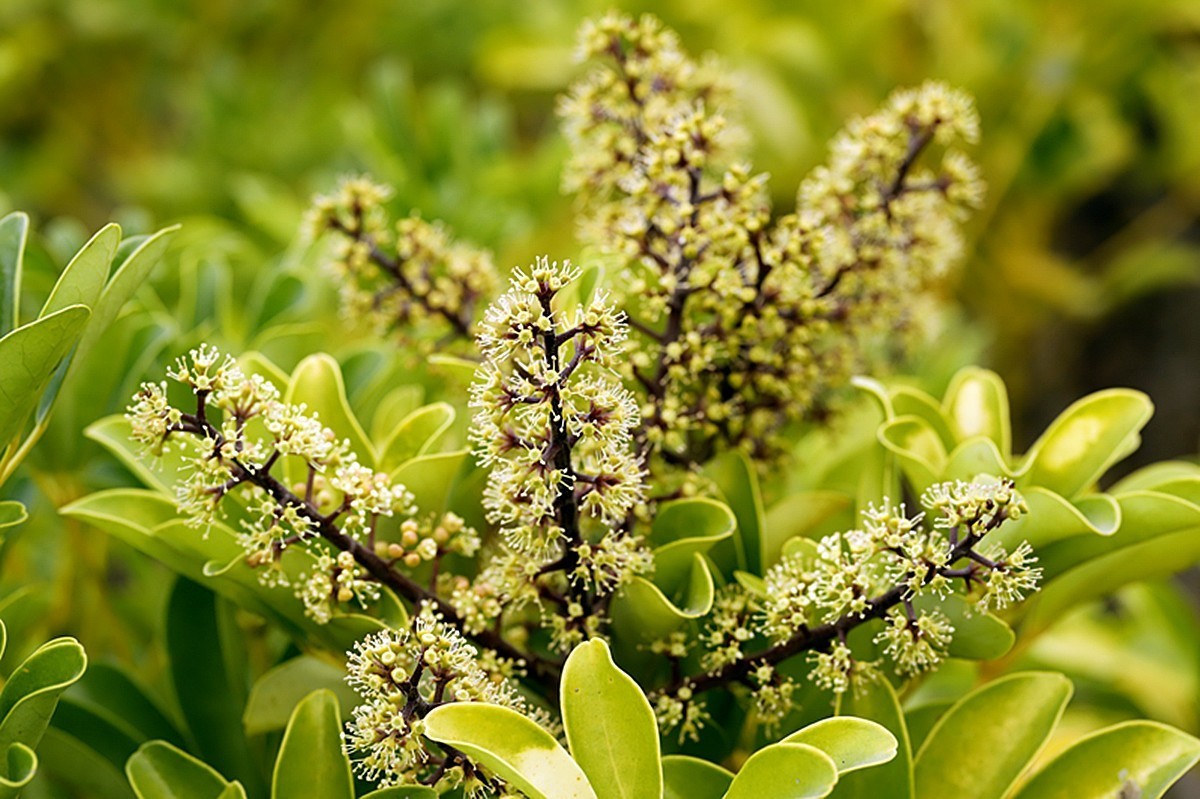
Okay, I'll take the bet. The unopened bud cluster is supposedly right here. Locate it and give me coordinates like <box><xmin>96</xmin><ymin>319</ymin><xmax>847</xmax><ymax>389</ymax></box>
<box><xmin>560</xmin><ymin>12</ymin><xmax>985</xmax><ymax>465</ymax></box>
<box><xmin>306</xmin><ymin>176</ymin><xmax>496</xmax><ymax>339</ymax></box>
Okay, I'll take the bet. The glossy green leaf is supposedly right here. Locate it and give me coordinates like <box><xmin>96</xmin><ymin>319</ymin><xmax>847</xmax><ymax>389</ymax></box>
<box><xmin>989</xmin><ymin>487</ymin><xmax>1119</xmax><ymax>552</ymax></box>
<box><xmin>0</xmin><ymin>502</ymin><xmax>27</xmax><ymax>530</ymax></box>
<box><xmin>784</xmin><ymin>717</ymin><xmax>897</xmax><ymax>775</ymax></box>
<box><xmin>1019</xmin><ymin>389</ymin><xmax>1152</xmax><ymax>499</ymax></box>
<box><xmin>165</xmin><ymin>580</ymin><xmax>258</xmax><ymax>794</ymax></box>
<box><xmin>285</xmin><ymin>354</ymin><xmax>375</xmax><ymax>483</ymax></box>
<box><xmin>31</xmin><ymin>726</ymin><xmax>135</xmax><ymax>799</ymax></box>
<box><xmin>914</xmin><ymin>672</ymin><xmax>1071</xmax><ymax>799</ymax></box>
<box><xmin>561</xmin><ymin>640</ymin><xmax>661</xmax><ymax>799</ymax></box>
<box><xmin>942</xmin><ymin>438</ymin><xmax>1011</xmax><ymax>483</ymax></box>
<box><xmin>271</xmin><ymin>690</ymin><xmax>353</xmax><ymax>799</ymax></box>
<box><xmin>943</xmin><ymin>368</ymin><xmax>1011</xmax><ymax>459</ymax></box>
<box><xmin>832</xmin><ymin>678</ymin><xmax>913</xmax><ymax>799</ymax></box>
<box><xmin>370</xmin><ymin>386</ymin><xmax>426</xmax><ymax>444</ymax></box>
<box><xmin>0</xmin><ymin>637</ymin><xmax>88</xmax><ymax>760</ymax></box>
<box><xmin>610</xmin><ymin>553</ymin><xmax>716</xmax><ymax>641</ymax></box>
<box><xmin>389</xmin><ymin>450</ymin><xmax>468</xmax><ymax>513</ymax></box>
<box><xmin>61</xmin><ymin>662</ymin><xmax>186</xmax><ymax>752</ymax></box>
<box><xmin>70</xmin><ymin>225</ymin><xmax>178</xmax><ymax>374</ymax></box>
<box><xmin>1011</xmin><ymin>721</ymin><xmax>1200</xmax><ymax>799</ymax></box>
<box><xmin>878</xmin><ymin>416</ymin><xmax>947</xmax><ymax>495</ymax></box>
<box><xmin>379</xmin><ymin>402</ymin><xmax>455</xmax><ymax>471</ymax></box>
<box><xmin>649</xmin><ymin>499</ymin><xmax>735</xmax><ymax>592</ymax></box>
<box><xmin>0</xmin><ymin>742</ymin><xmax>37</xmax><ymax>797</ymax></box>
<box><xmin>40</xmin><ymin>223</ymin><xmax>119</xmax><ymax>318</ymax></box>
<box><xmin>0</xmin><ymin>212</ymin><xmax>28</xmax><ymax>335</ymax></box>
<box><xmin>891</xmin><ymin>387</ymin><xmax>956</xmax><ymax>451</ymax></box>
<box><xmin>902</xmin><ymin>702</ymin><xmax>952</xmax><ymax>754</ymax></box>
<box><xmin>125</xmin><ymin>741</ymin><xmax>235</xmax><ymax>799</ymax></box>
<box><xmin>360</xmin><ymin>788</ymin><xmax>439</xmax><ymax>799</ymax></box>
<box><xmin>662</xmin><ymin>755</ymin><xmax>733</xmax><ymax>799</ymax></box>
<box><xmin>244</xmin><ymin>656</ymin><xmax>358</xmax><ymax>735</ymax></box>
<box><xmin>723</xmin><ymin>742</ymin><xmax>838</xmax><ymax>799</ymax></box>
<box><xmin>0</xmin><ymin>305</ymin><xmax>91</xmax><ymax>445</ymax></box>
<box><xmin>704</xmin><ymin>451</ymin><xmax>766</xmax><ymax>574</ymax></box>
<box><xmin>423</xmin><ymin>703</ymin><xmax>598</xmax><ymax>799</ymax></box>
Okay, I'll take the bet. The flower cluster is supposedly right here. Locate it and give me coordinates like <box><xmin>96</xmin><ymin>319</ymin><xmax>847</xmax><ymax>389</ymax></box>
<box><xmin>561</xmin><ymin>12</ymin><xmax>985</xmax><ymax>467</ymax></box>
<box><xmin>343</xmin><ymin>603</ymin><xmax>533</xmax><ymax>792</ymax></box>
<box><xmin>306</xmin><ymin>176</ymin><xmax>497</xmax><ymax>340</ymax></box>
<box><xmin>655</xmin><ymin>478</ymin><xmax>1037</xmax><ymax>738</ymax></box>
<box><xmin>127</xmin><ymin>345</ymin><xmax>416</xmax><ymax>622</ymax></box>
<box><xmin>469</xmin><ymin>257</ymin><xmax>650</xmax><ymax>651</ymax></box>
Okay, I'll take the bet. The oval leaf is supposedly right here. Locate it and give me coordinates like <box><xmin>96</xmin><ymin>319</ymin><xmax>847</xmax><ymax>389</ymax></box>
<box><xmin>914</xmin><ymin>672</ymin><xmax>1072</xmax><ymax>799</ymax></box>
<box><xmin>784</xmin><ymin>717</ymin><xmax>897</xmax><ymax>775</ymax></box>
<box><xmin>126</xmin><ymin>741</ymin><xmax>234</xmax><ymax>799</ymax></box>
<box><xmin>832</xmin><ymin>678</ymin><xmax>913</xmax><ymax>799</ymax></box>
<box><xmin>1011</xmin><ymin>721</ymin><xmax>1200</xmax><ymax>799</ymax></box>
<box><xmin>41</xmin><ymin>223</ymin><xmax>119</xmax><ymax>318</ymax></box>
<box><xmin>562</xmin><ymin>639</ymin><xmax>661</xmax><ymax>799</ymax></box>
<box><xmin>1019</xmin><ymin>390</ymin><xmax>1153</xmax><ymax>500</ymax></box>
<box><xmin>0</xmin><ymin>305</ymin><xmax>91</xmax><ymax>445</ymax></box>
<box><xmin>943</xmin><ymin>368</ymin><xmax>1011</xmax><ymax>458</ymax></box>
<box><xmin>723</xmin><ymin>742</ymin><xmax>838</xmax><ymax>799</ymax></box>
<box><xmin>271</xmin><ymin>689</ymin><xmax>353</xmax><ymax>799</ymax></box>
<box><xmin>423</xmin><ymin>703</ymin><xmax>597</xmax><ymax>799</ymax></box>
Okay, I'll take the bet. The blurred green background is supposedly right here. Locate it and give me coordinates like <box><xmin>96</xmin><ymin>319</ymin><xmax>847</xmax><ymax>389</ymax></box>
<box><xmin>2</xmin><ymin>0</ymin><xmax>1200</xmax><ymax>794</ymax></box>
<box><xmin>3</xmin><ymin>0</ymin><xmax>1198</xmax><ymax>464</ymax></box>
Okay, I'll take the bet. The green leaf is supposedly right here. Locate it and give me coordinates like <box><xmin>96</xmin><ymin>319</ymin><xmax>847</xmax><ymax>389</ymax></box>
<box><xmin>32</xmin><ymin>726</ymin><xmax>136</xmax><ymax>799</ymax></box>
<box><xmin>390</xmin><ymin>450</ymin><xmax>468</xmax><ymax>514</ymax></box>
<box><xmin>878</xmin><ymin>417</ymin><xmax>947</xmax><ymax>495</ymax></box>
<box><xmin>649</xmin><ymin>499</ymin><xmax>735</xmax><ymax>592</ymax></box>
<box><xmin>610</xmin><ymin>554</ymin><xmax>716</xmax><ymax>642</ymax></box>
<box><xmin>0</xmin><ymin>636</ymin><xmax>88</xmax><ymax>760</ymax></box>
<box><xmin>0</xmin><ymin>742</ymin><xmax>37</xmax><ymax>797</ymax></box>
<box><xmin>891</xmin><ymin>387</ymin><xmax>956</xmax><ymax>452</ymax></box>
<box><xmin>914</xmin><ymin>672</ymin><xmax>1072</xmax><ymax>799</ymax></box>
<box><xmin>988</xmin><ymin>487</ymin><xmax>1119</xmax><ymax>552</ymax></box>
<box><xmin>125</xmin><ymin>741</ymin><xmax>235</xmax><ymax>799</ymax></box>
<box><xmin>723</xmin><ymin>742</ymin><xmax>838</xmax><ymax>799</ymax></box>
<box><xmin>285</xmin><ymin>354</ymin><xmax>375</xmax><ymax>482</ymax></box>
<box><xmin>70</xmin><ymin>225</ymin><xmax>178</xmax><ymax>376</ymax></box>
<box><xmin>703</xmin><ymin>451</ymin><xmax>766</xmax><ymax>574</ymax></box>
<box><xmin>662</xmin><ymin>755</ymin><xmax>733</xmax><ymax>799</ymax></box>
<box><xmin>423</xmin><ymin>703</ymin><xmax>597</xmax><ymax>799</ymax></box>
<box><xmin>271</xmin><ymin>690</ymin><xmax>353</xmax><ymax>799</ymax></box>
<box><xmin>0</xmin><ymin>212</ymin><xmax>28</xmax><ymax>335</ymax></box>
<box><xmin>361</xmin><ymin>788</ymin><xmax>439</xmax><ymax>799</ymax></box>
<box><xmin>0</xmin><ymin>305</ymin><xmax>91</xmax><ymax>446</ymax></box>
<box><xmin>831</xmin><ymin>678</ymin><xmax>913</xmax><ymax>799</ymax></box>
<box><xmin>942</xmin><ymin>368</ymin><xmax>1011</xmax><ymax>459</ymax></box>
<box><xmin>40</xmin><ymin>224</ymin><xmax>119</xmax><ymax>318</ymax></box>
<box><xmin>561</xmin><ymin>640</ymin><xmax>661</xmax><ymax>799</ymax></box>
<box><xmin>165</xmin><ymin>580</ymin><xmax>258</xmax><ymax>795</ymax></box>
<box><xmin>244</xmin><ymin>656</ymin><xmax>358</xmax><ymax>735</ymax></box>
<box><xmin>1019</xmin><ymin>389</ymin><xmax>1153</xmax><ymax>500</ymax></box>
<box><xmin>0</xmin><ymin>502</ymin><xmax>27</xmax><ymax>530</ymax></box>
<box><xmin>378</xmin><ymin>403</ymin><xmax>455</xmax><ymax>471</ymax></box>
<box><xmin>942</xmin><ymin>438</ymin><xmax>1011</xmax><ymax>483</ymax></box>
<box><xmin>370</xmin><ymin>386</ymin><xmax>426</xmax><ymax>444</ymax></box>
<box><xmin>784</xmin><ymin>717</ymin><xmax>897</xmax><ymax>775</ymax></box>
<box><xmin>1010</xmin><ymin>721</ymin><xmax>1200</xmax><ymax>799</ymax></box>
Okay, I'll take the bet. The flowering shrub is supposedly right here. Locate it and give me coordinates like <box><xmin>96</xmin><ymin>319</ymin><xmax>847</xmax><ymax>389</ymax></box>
<box><xmin>0</xmin><ymin>10</ymin><xmax>1198</xmax><ymax>799</ymax></box>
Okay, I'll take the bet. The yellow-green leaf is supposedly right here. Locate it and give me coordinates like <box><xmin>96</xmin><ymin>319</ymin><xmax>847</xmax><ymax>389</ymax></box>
<box><xmin>423</xmin><ymin>703</ymin><xmax>597</xmax><ymax>799</ymax></box>
<box><xmin>785</xmin><ymin>717</ymin><xmax>897</xmax><ymax>775</ymax></box>
<box><xmin>271</xmin><ymin>690</ymin><xmax>353</xmax><ymax>799</ymax></box>
<box><xmin>561</xmin><ymin>640</ymin><xmax>661</xmax><ymax>799</ymax></box>
<box><xmin>914</xmin><ymin>672</ymin><xmax>1072</xmax><ymax>799</ymax></box>
<box><xmin>723</xmin><ymin>742</ymin><xmax>838</xmax><ymax>799</ymax></box>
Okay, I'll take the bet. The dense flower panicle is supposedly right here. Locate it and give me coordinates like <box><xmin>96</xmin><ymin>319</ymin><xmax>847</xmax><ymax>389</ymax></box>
<box><xmin>343</xmin><ymin>604</ymin><xmax>534</xmax><ymax>790</ymax></box>
<box><xmin>561</xmin><ymin>12</ymin><xmax>985</xmax><ymax>466</ymax></box>
<box><xmin>307</xmin><ymin>175</ymin><xmax>497</xmax><ymax>339</ymax></box>
<box><xmin>656</xmin><ymin>479</ymin><xmax>1039</xmax><ymax>740</ymax></box>
<box><xmin>469</xmin><ymin>257</ymin><xmax>651</xmax><ymax>651</ymax></box>
<box><xmin>125</xmin><ymin>344</ymin><xmax>417</xmax><ymax>622</ymax></box>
